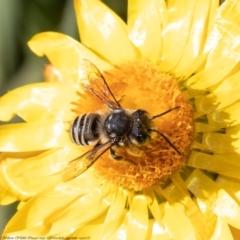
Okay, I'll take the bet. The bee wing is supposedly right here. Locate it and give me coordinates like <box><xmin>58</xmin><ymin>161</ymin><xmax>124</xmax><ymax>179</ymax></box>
<box><xmin>62</xmin><ymin>141</ymin><xmax>114</xmax><ymax>181</ymax></box>
<box><xmin>80</xmin><ymin>59</ymin><xmax>122</xmax><ymax>110</ymax></box>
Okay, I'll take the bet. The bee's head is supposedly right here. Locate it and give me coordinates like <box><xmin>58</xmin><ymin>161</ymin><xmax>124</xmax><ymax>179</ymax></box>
<box><xmin>130</xmin><ymin>109</ymin><xmax>151</xmax><ymax>146</ymax></box>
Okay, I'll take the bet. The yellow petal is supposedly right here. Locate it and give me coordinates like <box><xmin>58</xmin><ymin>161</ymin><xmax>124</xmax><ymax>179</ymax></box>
<box><xmin>159</xmin><ymin>0</ymin><xmax>195</xmax><ymax>72</ymax></box>
<box><xmin>211</xmin><ymin>68</ymin><xmax>240</xmax><ymax>94</ymax></box>
<box><xmin>66</xmin><ymin>223</ymin><xmax>104</xmax><ymax>239</ymax></box>
<box><xmin>186</xmin><ymin>169</ymin><xmax>240</xmax><ymax>230</ymax></box>
<box><xmin>149</xmin><ymin>220</ymin><xmax>171</xmax><ymax>240</ymax></box>
<box><xmin>3</xmin><ymin>143</ymin><xmax>84</xmax><ymax>177</ymax></box>
<box><xmin>74</xmin><ymin>0</ymin><xmax>139</xmax><ymax>63</ymax></box>
<box><xmin>28</xmin><ymin>32</ymin><xmax>110</xmax><ymax>88</ymax></box>
<box><xmin>46</xmin><ymin>186</ymin><xmax>113</xmax><ymax>236</ymax></box>
<box><xmin>195</xmin><ymin>89</ymin><xmax>240</xmax><ymax>114</ymax></box>
<box><xmin>187</xmin><ymin>152</ymin><xmax>240</xmax><ymax>179</ymax></box>
<box><xmin>206</xmin><ymin>0</ymin><xmax>219</xmax><ymax>35</ymax></box>
<box><xmin>3</xmin><ymin>172</ymin><xmax>107</xmax><ymax>235</ymax></box>
<box><xmin>0</xmin><ymin>152</ymin><xmax>43</xmax><ymax>204</ymax></box>
<box><xmin>0</xmin><ymin>143</ymin><xmax>86</xmax><ymax>203</ymax></box>
<box><xmin>0</xmin><ymin>120</ymin><xmax>69</xmax><ymax>152</ymax></box>
<box><xmin>110</xmin><ymin>218</ymin><xmax>170</xmax><ymax>240</ymax></box>
<box><xmin>163</xmin><ymin>178</ymin><xmax>214</xmax><ymax>239</ymax></box>
<box><xmin>143</xmin><ymin>188</ymin><xmax>164</xmax><ymax>228</ymax></box>
<box><xmin>185</xmin><ymin>57</ymin><xmax>237</xmax><ymax>89</ymax></box>
<box><xmin>216</xmin><ymin>175</ymin><xmax>240</xmax><ymax>202</ymax></box>
<box><xmin>204</xmin><ymin>1</ymin><xmax>240</xmax><ymax>67</ymax></box>
<box><xmin>166</xmin><ymin>170</ymin><xmax>219</xmax><ymax>238</ymax></box>
<box><xmin>207</xmin><ymin>101</ymin><xmax>240</xmax><ymax>128</ymax></box>
<box><xmin>211</xmin><ymin>218</ymin><xmax>235</xmax><ymax>240</ymax></box>
<box><xmin>176</xmin><ymin>0</ymin><xmax>217</xmax><ymax>78</ymax></box>
<box><xmin>201</xmin><ymin>132</ymin><xmax>236</xmax><ymax>154</ymax></box>
<box><xmin>0</xmin><ymin>174</ymin><xmax>18</xmax><ymax>205</ymax></box>
<box><xmin>108</xmin><ymin>212</ymin><xmax>129</xmax><ymax>240</ymax></box>
<box><xmin>162</xmin><ymin>202</ymin><xmax>197</xmax><ymax>239</ymax></box>
<box><xmin>102</xmin><ymin>187</ymin><xmax>128</xmax><ymax>239</ymax></box>
<box><xmin>127</xmin><ymin>195</ymin><xmax>148</xmax><ymax>240</ymax></box>
<box><xmin>127</xmin><ymin>0</ymin><xmax>163</xmax><ymax>61</ymax></box>
<box><xmin>170</xmin><ymin>172</ymin><xmax>190</xmax><ymax>197</ymax></box>
<box><xmin>1</xmin><ymin>159</ymin><xmax>59</xmax><ymax>202</ymax></box>
<box><xmin>190</xmin><ymin>68</ymin><xmax>240</xmax><ymax>114</ymax></box>
<box><xmin>227</xmin><ymin>126</ymin><xmax>240</xmax><ymax>153</ymax></box>
<box><xmin>227</xmin><ymin>124</ymin><xmax>240</xmax><ymax>137</ymax></box>
<box><xmin>195</xmin><ymin>197</ymin><xmax>234</xmax><ymax>239</ymax></box>
<box><xmin>194</xmin><ymin>122</ymin><xmax>220</xmax><ymax>132</ymax></box>
<box><xmin>0</xmin><ymin>82</ymin><xmax>78</xmax><ymax>122</ymax></box>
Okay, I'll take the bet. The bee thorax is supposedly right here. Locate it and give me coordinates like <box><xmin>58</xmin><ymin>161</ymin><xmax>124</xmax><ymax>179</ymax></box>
<box><xmin>104</xmin><ymin>110</ymin><xmax>133</xmax><ymax>139</ymax></box>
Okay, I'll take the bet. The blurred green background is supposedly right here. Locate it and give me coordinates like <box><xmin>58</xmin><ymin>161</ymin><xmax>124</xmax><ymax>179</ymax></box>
<box><xmin>0</xmin><ymin>0</ymin><xmax>127</xmax><ymax>235</ymax></box>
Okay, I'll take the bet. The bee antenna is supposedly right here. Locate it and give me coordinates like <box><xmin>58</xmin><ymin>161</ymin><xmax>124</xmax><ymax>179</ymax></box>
<box><xmin>150</xmin><ymin>106</ymin><xmax>181</xmax><ymax>121</ymax></box>
<box><xmin>148</xmin><ymin>128</ymin><xmax>182</xmax><ymax>156</ymax></box>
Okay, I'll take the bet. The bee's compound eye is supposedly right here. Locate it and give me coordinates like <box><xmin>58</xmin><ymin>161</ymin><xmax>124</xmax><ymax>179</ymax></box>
<box><xmin>130</xmin><ymin>132</ymin><xmax>151</xmax><ymax>146</ymax></box>
<box><xmin>104</xmin><ymin>111</ymin><xmax>132</xmax><ymax>137</ymax></box>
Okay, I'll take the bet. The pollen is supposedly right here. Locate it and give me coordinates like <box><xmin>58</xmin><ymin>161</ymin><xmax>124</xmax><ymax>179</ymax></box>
<box><xmin>93</xmin><ymin>61</ymin><xmax>194</xmax><ymax>191</ymax></box>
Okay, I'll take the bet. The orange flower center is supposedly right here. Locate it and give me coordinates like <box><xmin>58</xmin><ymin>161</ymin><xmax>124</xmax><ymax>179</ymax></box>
<box><xmin>76</xmin><ymin>61</ymin><xmax>194</xmax><ymax>191</ymax></box>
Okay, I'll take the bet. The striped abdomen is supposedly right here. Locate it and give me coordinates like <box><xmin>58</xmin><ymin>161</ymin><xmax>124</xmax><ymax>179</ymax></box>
<box><xmin>70</xmin><ymin>113</ymin><xmax>100</xmax><ymax>146</ymax></box>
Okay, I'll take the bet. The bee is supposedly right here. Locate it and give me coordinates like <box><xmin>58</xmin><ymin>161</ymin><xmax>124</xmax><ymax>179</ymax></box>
<box><xmin>62</xmin><ymin>59</ymin><xmax>181</xmax><ymax>181</ymax></box>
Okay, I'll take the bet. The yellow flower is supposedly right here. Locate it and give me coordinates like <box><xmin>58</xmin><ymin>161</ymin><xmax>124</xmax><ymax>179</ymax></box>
<box><xmin>1</xmin><ymin>0</ymin><xmax>240</xmax><ymax>239</ymax></box>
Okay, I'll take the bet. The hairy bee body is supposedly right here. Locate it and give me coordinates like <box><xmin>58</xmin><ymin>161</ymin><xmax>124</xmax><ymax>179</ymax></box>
<box><xmin>63</xmin><ymin>59</ymin><xmax>181</xmax><ymax>181</ymax></box>
<box><xmin>71</xmin><ymin>113</ymin><xmax>100</xmax><ymax>146</ymax></box>
<box><xmin>70</xmin><ymin>109</ymin><xmax>151</xmax><ymax>148</ymax></box>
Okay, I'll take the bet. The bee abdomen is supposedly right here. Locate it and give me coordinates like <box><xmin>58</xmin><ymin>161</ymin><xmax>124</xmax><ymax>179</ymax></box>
<box><xmin>70</xmin><ymin>113</ymin><xmax>100</xmax><ymax>146</ymax></box>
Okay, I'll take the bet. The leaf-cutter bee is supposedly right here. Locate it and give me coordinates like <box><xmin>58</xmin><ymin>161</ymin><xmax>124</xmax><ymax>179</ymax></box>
<box><xmin>62</xmin><ymin>59</ymin><xmax>181</xmax><ymax>181</ymax></box>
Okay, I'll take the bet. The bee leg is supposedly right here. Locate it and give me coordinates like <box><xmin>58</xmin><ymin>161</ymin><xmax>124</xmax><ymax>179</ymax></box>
<box><xmin>110</xmin><ymin>147</ymin><xmax>123</xmax><ymax>161</ymax></box>
<box><xmin>110</xmin><ymin>147</ymin><xmax>136</xmax><ymax>165</ymax></box>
